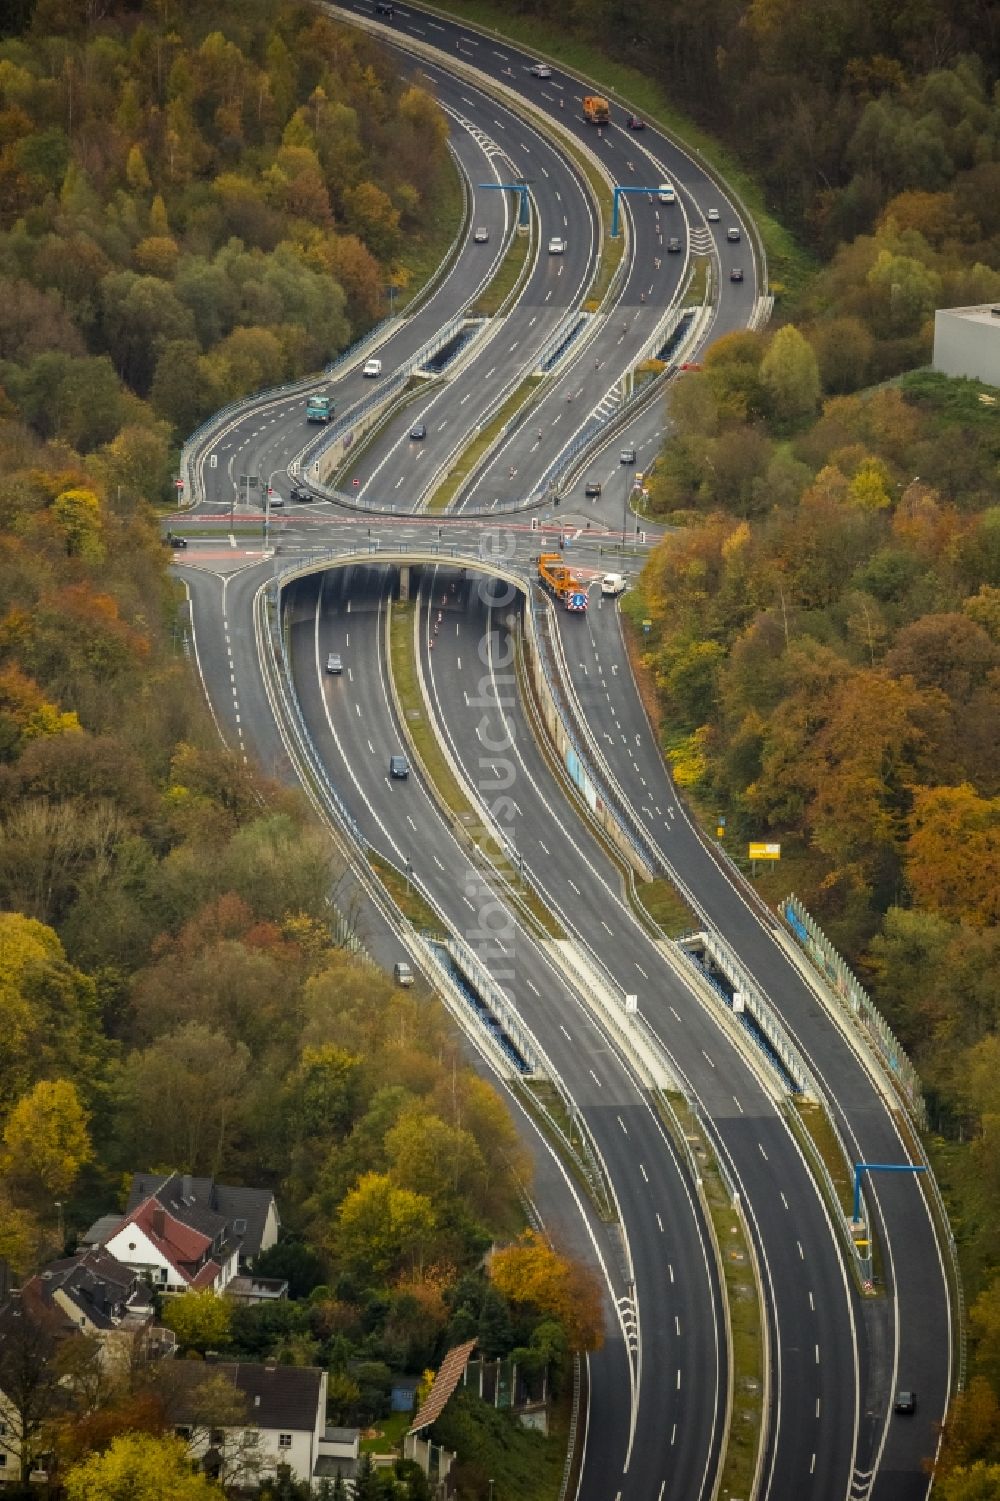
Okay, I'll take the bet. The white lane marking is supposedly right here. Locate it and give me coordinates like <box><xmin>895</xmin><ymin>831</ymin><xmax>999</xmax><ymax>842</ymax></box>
<box><xmin>568</xmin><ymin>878</ymin><xmax>580</xmax><ymax>893</ymax></box>
<box><xmin>809</xmin><ymin>1290</ymin><xmax>815</xmax><ymax>1311</ymax></box>
<box><xmin>733</xmin><ymin>1095</ymin><xmax>743</xmax><ymax>1113</ymax></box>
<box><xmin>670</xmin><ymin>1005</ymin><xmax>681</xmax><ymax>1021</ymax></box>
<box><xmin>639</xmin><ymin>1163</ymin><xmax>648</xmax><ymax>1182</ymax></box>
<box><xmin>780</xmin><ymin>1192</ymin><xmax>789</xmax><ymax>1209</ymax></box>
<box><xmin>656</xmin><ymin>1213</ymin><xmax>664</xmax><ymax>1232</ymax></box>
<box><xmin>601</xmin><ymin>920</ymin><xmax>613</xmax><ymax>934</ymax></box>
<box><xmin>589</xmin><ymin>1069</ymin><xmax>602</xmax><ymax>1087</ymax></box>
<box><xmin>635</xmin><ymin>963</ymin><xmax>648</xmax><ymax>978</ymax></box>
<box><xmin>675</xmin><ymin>1316</ymin><xmax>681</xmax><ymax>1335</ymax></box>
<box><xmin>560</xmin><ymin>1024</ymin><xmax>571</xmax><ymax>1040</ymax></box>
<box><xmin>702</xmin><ymin>1049</ymin><xmax>715</xmax><ymax>1068</ymax></box>
<box><xmin>526</xmin><ymin>979</ymin><xmax>540</xmax><ymax>995</ymax></box>
<box><xmin>759</xmin><ymin>1143</ymin><xmax>768</xmax><ymax>1160</ymax></box>
<box><xmin>617</xmin><ymin>1115</ymin><xmax>628</xmax><ymax>1134</ymax></box>
<box><xmin>668</xmin><ymin>1264</ymin><xmax>674</xmax><ymax>1282</ymax></box>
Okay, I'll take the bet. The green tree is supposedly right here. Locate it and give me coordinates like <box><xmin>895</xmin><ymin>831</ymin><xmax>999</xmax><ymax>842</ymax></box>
<box><xmin>335</xmin><ymin>1172</ymin><xmax>436</xmax><ymax>1281</ymax></box>
<box><xmin>160</xmin><ymin>1290</ymin><xmax>232</xmax><ymax>1355</ymax></box>
<box><xmin>117</xmin><ymin>1022</ymin><xmax>250</xmax><ymax>1175</ymax></box>
<box><xmin>760</xmin><ymin>324</ymin><xmax>821</xmax><ymax>424</ymax></box>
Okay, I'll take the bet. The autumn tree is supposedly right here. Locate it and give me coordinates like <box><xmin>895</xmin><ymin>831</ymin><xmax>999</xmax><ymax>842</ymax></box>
<box><xmin>160</xmin><ymin>1291</ymin><xmax>232</xmax><ymax>1356</ymax></box>
<box><xmin>760</xmin><ymin>325</ymin><xmax>821</xmax><ymax>425</ymax></box>
<box><xmin>334</xmin><ymin>1172</ymin><xmax>437</xmax><ymax>1282</ymax></box>
<box><xmin>488</xmin><ymin>1232</ymin><xmax>604</xmax><ymax>1351</ymax></box>
<box><xmin>63</xmin><ymin>1432</ymin><xmax>223</xmax><ymax>1501</ymax></box>
<box><xmin>2</xmin><ymin>1078</ymin><xmax>93</xmax><ymax>1200</ymax></box>
<box><xmin>905</xmin><ymin>785</ymin><xmax>1000</xmax><ymax>926</ymax></box>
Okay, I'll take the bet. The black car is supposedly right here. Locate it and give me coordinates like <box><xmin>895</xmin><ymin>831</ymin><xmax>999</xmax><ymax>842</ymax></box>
<box><xmin>730</xmin><ymin>267</ymin><xmax>744</xmax><ymax>282</ymax></box>
<box><xmin>165</xmin><ymin>532</ymin><xmax>187</xmax><ymax>549</ymax></box>
<box><xmin>626</xmin><ymin>113</ymin><xmax>645</xmax><ymax>130</ymax></box>
<box><xmin>584</xmin><ymin>479</ymin><xmax>602</xmax><ymax>497</ymax></box>
<box><xmin>374</xmin><ymin>1</ymin><xmax>394</xmax><ymax>15</ymax></box>
<box><xmin>410</xmin><ymin>422</ymin><xmax>427</xmax><ymax>440</ymax></box>
<box><xmin>894</xmin><ymin>1391</ymin><xmax>916</xmax><ymax>1415</ymax></box>
<box><xmin>290</xmin><ymin>484</ymin><xmax>311</xmax><ymax>503</ymax></box>
<box><xmin>390</xmin><ymin>754</ymin><xmax>409</xmax><ymax>779</ymax></box>
<box><xmin>667</xmin><ymin>237</ymin><xmax>682</xmax><ymax>253</ymax></box>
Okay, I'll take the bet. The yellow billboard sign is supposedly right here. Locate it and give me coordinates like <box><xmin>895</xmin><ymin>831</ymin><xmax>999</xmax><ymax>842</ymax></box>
<box><xmin>749</xmin><ymin>842</ymin><xmax>781</xmax><ymax>860</ymax></box>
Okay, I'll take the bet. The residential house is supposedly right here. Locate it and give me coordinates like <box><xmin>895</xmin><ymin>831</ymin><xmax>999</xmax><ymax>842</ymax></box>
<box><xmin>81</xmin><ymin>1173</ymin><xmax>282</xmax><ymax>1299</ymax></box>
<box><xmin>124</xmin><ymin>1173</ymin><xmax>280</xmax><ymax>1271</ymax></box>
<box><xmin>165</xmin><ymin>1361</ymin><xmax>353</xmax><ymax>1492</ymax></box>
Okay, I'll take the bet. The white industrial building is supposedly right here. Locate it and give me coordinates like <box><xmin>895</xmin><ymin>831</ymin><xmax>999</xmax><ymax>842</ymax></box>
<box><xmin>933</xmin><ymin>304</ymin><xmax>1000</xmax><ymax>387</ymax></box>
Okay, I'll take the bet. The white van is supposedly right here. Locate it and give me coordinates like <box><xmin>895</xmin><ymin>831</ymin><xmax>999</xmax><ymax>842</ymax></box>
<box><xmin>602</xmin><ymin>573</ymin><xmax>627</xmax><ymax>596</ymax></box>
<box><xmin>362</xmin><ymin>357</ymin><xmax>382</xmax><ymax>377</ymax></box>
<box><xmin>393</xmin><ymin>961</ymin><xmax>414</xmax><ymax>987</ymax></box>
<box><xmin>658</xmin><ymin>182</ymin><xmax>676</xmax><ymax>204</ymax></box>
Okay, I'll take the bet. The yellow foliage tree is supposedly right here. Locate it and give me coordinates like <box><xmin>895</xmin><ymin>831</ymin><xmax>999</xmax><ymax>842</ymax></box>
<box><xmin>488</xmin><ymin>1232</ymin><xmax>604</xmax><ymax>1351</ymax></box>
<box><xmin>64</xmin><ymin>1433</ymin><xmax>222</xmax><ymax>1501</ymax></box>
<box><xmin>2</xmin><ymin>1079</ymin><xmax>93</xmax><ymax>1198</ymax></box>
<box><xmin>52</xmin><ymin>487</ymin><xmax>105</xmax><ymax>561</ymax></box>
<box><xmin>905</xmin><ymin>784</ymin><xmax>1000</xmax><ymax>927</ymax></box>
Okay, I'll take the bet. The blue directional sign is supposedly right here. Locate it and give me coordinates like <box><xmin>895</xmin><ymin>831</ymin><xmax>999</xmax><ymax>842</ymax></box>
<box><xmin>569</xmin><ymin>592</ymin><xmax>588</xmax><ymax>612</ymax></box>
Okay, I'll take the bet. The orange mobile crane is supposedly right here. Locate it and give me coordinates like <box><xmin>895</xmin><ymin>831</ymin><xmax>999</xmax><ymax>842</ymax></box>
<box><xmin>537</xmin><ymin>552</ymin><xmax>589</xmax><ymax>612</ymax></box>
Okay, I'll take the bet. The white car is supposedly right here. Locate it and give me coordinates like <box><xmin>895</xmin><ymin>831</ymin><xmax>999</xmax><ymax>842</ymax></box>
<box><xmin>707</xmin><ymin>207</ymin><xmax>720</xmax><ymax>222</ymax></box>
<box><xmin>473</xmin><ymin>226</ymin><xmax>489</xmax><ymax>243</ymax></box>
<box><xmin>548</xmin><ymin>236</ymin><xmax>566</xmax><ymax>254</ymax></box>
<box><xmin>530</xmin><ymin>62</ymin><xmax>552</xmax><ymax>78</ymax></box>
<box><xmin>362</xmin><ymin>357</ymin><xmax>382</xmax><ymax>377</ymax></box>
<box><xmin>658</xmin><ymin>182</ymin><xmax>676</xmax><ymax>204</ymax></box>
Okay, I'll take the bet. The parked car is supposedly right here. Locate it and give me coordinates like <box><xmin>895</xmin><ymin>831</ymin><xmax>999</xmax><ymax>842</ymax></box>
<box><xmin>390</xmin><ymin>754</ymin><xmax>409</xmax><ymax>779</ymax></box>
<box><xmin>707</xmin><ymin>208</ymin><xmax>720</xmax><ymax>222</ymax></box>
<box><xmin>584</xmin><ymin>479</ymin><xmax>603</xmax><ymax>497</ymax></box>
<box><xmin>730</xmin><ymin>266</ymin><xmax>744</xmax><ymax>282</ymax></box>
<box><xmin>620</xmin><ymin>446</ymin><xmax>637</xmax><ymax>465</ymax></box>
<box><xmin>727</xmin><ymin>226</ymin><xmax>741</xmax><ymax>242</ymax></box>
<box><xmin>326</xmin><ymin>653</ymin><xmax>343</xmax><ymax>675</ymax></box>
<box><xmin>473</xmin><ymin>226</ymin><xmax>490</xmax><ymax>243</ymax></box>
<box><xmin>548</xmin><ymin>236</ymin><xmax>566</xmax><ymax>254</ymax></box>
<box><xmin>529</xmin><ymin>62</ymin><xmax>552</xmax><ymax>77</ymax></box>
<box><xmin>625</xmin><ymin>113</ymin><xmax>645</xmax><ymax>130</ymax></box>
<box><xmin>363</xmin><ymin>357</ymin><xmax>382</xmax><ymax>377</ymax></box>
<box><xmin>667</xmin><ymin>236</ymin><xmax>681</xmax><ymax>253</ymax></box>
<box><xmin>410</xmin><ymin>422</ymin><xmax>427</xmax><ymax>440</ymax></box>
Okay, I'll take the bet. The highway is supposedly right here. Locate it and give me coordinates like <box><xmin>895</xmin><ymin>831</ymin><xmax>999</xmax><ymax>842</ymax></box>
<box><xmin>170</xmin><ymin>4</ymin><xmax>954</xmax><ymax>1497</ymax></box>
<box><xmin>285</xmin><ymin>563</ymin><xmax>728</xmax><ymax>1501</ymax></box>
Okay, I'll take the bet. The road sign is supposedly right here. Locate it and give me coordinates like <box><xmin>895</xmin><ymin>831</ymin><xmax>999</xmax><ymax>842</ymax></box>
<box><xmin>569</xmin><ymin>592</ymin><xmax>588</xmax><ymax>611</ymax></box>
<box><xmin>174</xmin><ymin>479</ymin><xmax>184</xmax><ymax>490</ymax></box>
<box><xmin>749</xmin><ymin>842</ymin><xmax>781</xmax><ymax>860</ymax></box>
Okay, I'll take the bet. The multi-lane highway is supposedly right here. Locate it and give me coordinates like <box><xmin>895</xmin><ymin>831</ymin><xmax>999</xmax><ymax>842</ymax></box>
<box><xmin>172</xmin><ymin>6</ymin><xmax>953</xmax><ymax>1498</ymax></box>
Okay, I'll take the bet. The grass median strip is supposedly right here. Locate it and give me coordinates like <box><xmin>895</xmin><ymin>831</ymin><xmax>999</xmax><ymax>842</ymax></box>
<box><xmin>662</xmin><ymin>1089</ymin><xmax>764</xmax><ymax>1501</ymax></box>
<box><xmin>426</xmin><ymin>375</ymin><xmax>541</xmax><ymax>512</ymax></box>
<box><xmin>471</xmin><ymin>226</ymin><xmax>532</xmax><ymax>319</ymax></box>
<box><xmin>388</xmin><ymin>599</ymin><xmax>564</xmax><ymax>938</ymax></box>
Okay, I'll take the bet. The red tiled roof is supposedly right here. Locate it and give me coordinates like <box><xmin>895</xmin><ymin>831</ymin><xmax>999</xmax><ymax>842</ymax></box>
<box><xmin>408</xmin><ymin>1339</ymin><xmax>476</xmax><ymax>1434</ymax></box>
<box><xmin>122</xmin><ymin>1198</ymin><xmax>215</xmax><ymax>1284</ymax></box>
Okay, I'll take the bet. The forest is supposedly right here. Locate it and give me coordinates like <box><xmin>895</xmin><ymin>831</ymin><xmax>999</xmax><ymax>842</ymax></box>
<box><xmin>2</xmin><ymin>0</ymin><xmax>1000</xmax><ymax>1493</ymax></box>
<box><xmin>0</xmin><ymin>0</ymin><xmax>598</xmax><ymax>1497</ymax></box>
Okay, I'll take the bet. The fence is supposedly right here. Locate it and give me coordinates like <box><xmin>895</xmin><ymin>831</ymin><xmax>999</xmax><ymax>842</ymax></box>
<box><xmin>780</xmin><ymin>895</ymin><xmax>925</xmax><ymax>1125</ymax></box>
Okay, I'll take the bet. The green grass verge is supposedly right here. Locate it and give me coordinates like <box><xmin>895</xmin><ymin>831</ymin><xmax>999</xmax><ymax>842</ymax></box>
<box><xmin>633</xmin><ymin>876</ymin><xmax>697</xmax><ymax>937</ymax></box>
<box><xmin>515</xmin><ymin>1077</ymin><xmax>615</xmax><ymax>1222</ymax></box>
<box><xmin>425</xmin><ymin>375</ymin><xmax>541</xmax><ymax>512</ymax></box>
<box><xmin>388</xmin><ymin>601</ymin><xmax>564</xmax><ymax>937</ymax></box>
<box><xmin>686</xmin><ymin>256</ymin><xmax>710</xmax><ymax>306</ymax></box>
<box><xmin>394</xmin><ymin>153</ymin><xmax>466</xmax><ymax>313</ymax></box>
<box><xmin>368</xmin><ymin>850</ymin><xmax>442</xmax><ymax>931</ymax></box>
<box><xmin>791</xmin><ymin>1099</ymin><xmax>855</xmax><ymax>1220</ymax></box>
<box><xmin>470</xmin><ymin>226</ymin><xmax>532</xmax><ymax>318</ymax></box>
<box><xmin>662</xmin><ymin>1089</ymin><xmax>763</xmax><ymax>1500</ymax></box>
<box><xmin>420</xmin><ymin>0</ymin><xmax>815</xmax><ymax>300</ymax></box>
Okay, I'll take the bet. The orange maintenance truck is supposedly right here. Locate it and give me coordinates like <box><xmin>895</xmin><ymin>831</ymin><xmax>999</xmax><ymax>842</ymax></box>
<box><xmin>537</xmin><ymin>553</ymin><xmax>589</xmax><ymax>612</ymax></box>
<box><xmin>583</xmin><ymin>95</ymin><xmax>610</xmax><ymax>126</ymax></box>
